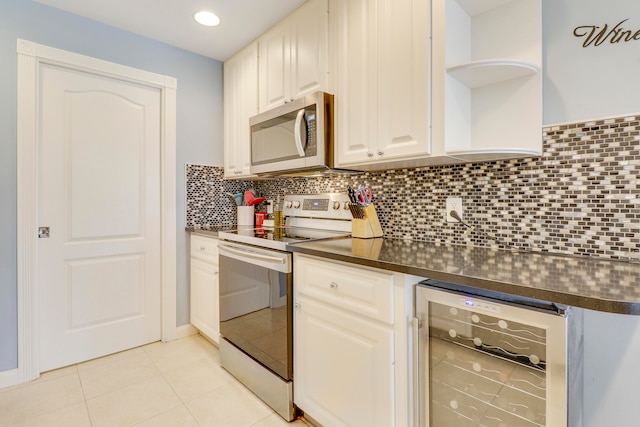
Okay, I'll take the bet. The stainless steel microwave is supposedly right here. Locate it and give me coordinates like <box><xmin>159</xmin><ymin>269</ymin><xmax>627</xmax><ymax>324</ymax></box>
<box><xmin>249</xmin><ymin>92</ymin><xmax>340</xmax><ymax>176</ymax></box>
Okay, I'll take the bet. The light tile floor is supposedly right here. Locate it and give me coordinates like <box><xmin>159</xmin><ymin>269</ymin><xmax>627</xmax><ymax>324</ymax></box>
<box><xmin>0</xmin><ymin>335</ymin><xmax>310</xmax><ymax>427</ymax></box>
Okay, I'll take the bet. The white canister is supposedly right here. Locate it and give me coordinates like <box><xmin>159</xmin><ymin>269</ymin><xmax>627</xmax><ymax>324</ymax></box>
<box><xmin>237</xmin><ymin>206</ymin><xmax>254</xmax><ymax>226</ymax></box>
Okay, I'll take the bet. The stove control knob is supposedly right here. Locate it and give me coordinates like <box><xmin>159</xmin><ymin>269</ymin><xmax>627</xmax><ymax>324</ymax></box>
<box><xmin>293</xmin><ymin>201</ymin><xmax>301</xmax><ymax>209</ymax></box>
<box><xmin>343</xmin><ymin>202</ymin><xmax>350</xmax><ymax>210</ymax></box>
<box><xmin>285</xmin><ymin>201</ymin><xmax>293</xmax><ymax>208</ymax></box>
<box><xmin>332</xmin><ymin>201</ymin><xmax>341</xmax><ymax>210</ymax></box>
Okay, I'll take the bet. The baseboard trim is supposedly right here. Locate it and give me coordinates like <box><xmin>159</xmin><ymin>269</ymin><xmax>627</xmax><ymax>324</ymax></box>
<box><xmin>0</xmin><ymin>368</ymin><xmax>22</xmax><ymax>390</ymax></box>
<box><xmin>175</xmin><ymin>324</ymin><xmax>198</xmax><ymax>340</ymax></box>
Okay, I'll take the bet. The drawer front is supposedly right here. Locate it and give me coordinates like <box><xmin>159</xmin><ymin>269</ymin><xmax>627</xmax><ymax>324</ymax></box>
<box><xmin>190</xmin><ymin>234</ymin><xmax>219</xmax><ymax>265</ymax></box>
<box><xmin>295</xmin><ymin>254</ymin><xmax>394</xmax><ymax>324</ymax></box>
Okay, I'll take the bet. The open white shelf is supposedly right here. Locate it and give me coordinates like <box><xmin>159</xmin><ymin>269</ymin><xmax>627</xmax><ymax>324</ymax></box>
<box><xmin>446</xmin><ymin>147</ymin><xmax>542</xmax><ymax>162</ymax></box>
<box><xmin>447</xmin><ymin>59</ymin><xmax>539</xmax><ymax>88</ymax></box>
<box><xmin>432</xmin><ymin>0</ymin><xmax>542</xmax><ymax>162</ymax></box>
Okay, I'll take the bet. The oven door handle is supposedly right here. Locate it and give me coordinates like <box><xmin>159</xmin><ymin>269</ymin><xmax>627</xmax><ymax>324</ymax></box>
<box><xmin>218</xmin><ymin>242</ymin><xmax>287</xmax><ymax>265</ymax></box>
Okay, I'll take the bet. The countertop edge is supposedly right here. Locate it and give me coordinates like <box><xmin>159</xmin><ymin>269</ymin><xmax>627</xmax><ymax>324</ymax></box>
<box><xmin>186</xmin><ymin>226</ymin><xmax>236</xmax><ymax>238</ymax></box>
<box><xmin>288</xmin><ymin>244</ymin><xmax>640</xmax><ymax>316</ymax></box>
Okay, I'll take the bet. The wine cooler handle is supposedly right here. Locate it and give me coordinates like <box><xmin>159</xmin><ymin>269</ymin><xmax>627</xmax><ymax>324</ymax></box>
<box><xmin>413</xmin><ymin>316</ymin><xmax>420</xmax><ymax>427</ymax></box>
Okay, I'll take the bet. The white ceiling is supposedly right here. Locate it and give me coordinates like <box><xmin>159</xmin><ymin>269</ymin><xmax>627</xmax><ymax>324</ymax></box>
<box><xmin>33</xmin><ymin>0</ymin><xmax>308</xmax><ymax>61</ymax></box>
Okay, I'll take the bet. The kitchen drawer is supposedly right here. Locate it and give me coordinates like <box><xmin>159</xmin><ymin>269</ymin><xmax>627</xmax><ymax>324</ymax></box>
<box><xmin>190</xmin><ymin>234</ymin><xmax>219</xmax><ymax>265</ymax></box>
<box><xmin>294</xmin><ymin>254</ymin><xmax>394</xmax><ymax>324</ymax></box>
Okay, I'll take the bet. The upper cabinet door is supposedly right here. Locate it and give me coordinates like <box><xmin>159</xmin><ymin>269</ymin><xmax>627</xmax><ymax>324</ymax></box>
<box><xmin>224</xmin><ymin>41</ymin><xmax>258</xmax><ymax>179</ymax></box>
<box><xmin>333</xmin><ymin>0</ymin><xmax>378</xmax><ymax>166</ymax></box>
<box><xmin>333</xmin><ymin>0</ymin><xmax>433</xmax><ymax>169</ymax></box>
<box><xmin>259</xmin><ymin>0</ymin><xmax>329</xmax><ymax>112</ymax></box>
<box><xmin>376</xmin><ymin>0</ymin><xmax>431</xmax><ymax>161</ymax></box>
<box><xmin>290</xmin><ymin>0</ymin><xmax>330</xmax><ymax>100</ymax></box>
<box><xmin>259</xmin><ymin>19</ymin><xmax>291</xmax><ymax>112</ymax></box>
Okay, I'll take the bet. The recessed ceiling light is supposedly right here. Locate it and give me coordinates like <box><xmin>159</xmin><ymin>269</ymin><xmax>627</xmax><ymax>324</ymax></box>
<box><xmin>194</xmin><ymin>11</ymin><xmax>220</xmax><ymax>27</ymax></box>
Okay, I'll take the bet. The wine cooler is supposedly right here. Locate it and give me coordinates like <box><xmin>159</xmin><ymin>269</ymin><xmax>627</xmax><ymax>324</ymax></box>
<box><xmin>414</xmin><ymin>280</ymin><xmax>583</xmax><ymax>427</ymax></box>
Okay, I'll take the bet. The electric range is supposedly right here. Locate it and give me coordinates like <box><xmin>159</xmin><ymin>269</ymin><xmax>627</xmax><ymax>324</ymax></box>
<box><xmin>218</xmin><ymin>193</ymin><xmax>353</xmax><ymax>251</ymax></box>
<box><xmin>216</xmin><ymin>193</ymin><xmax>352</xmax><ymax>421</ymax></box>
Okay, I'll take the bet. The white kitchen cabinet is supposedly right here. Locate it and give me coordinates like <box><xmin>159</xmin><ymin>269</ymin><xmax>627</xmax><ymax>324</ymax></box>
<box><xmin>295</xmin><ymin>295</ymin><xmax>394</xmax><ymax>426</ymax></box>
<box><xmin>259</xmin><ymin>0</ymin><xmax>329</xmax><ymax>112</ymax></box>
<box><xmin>431</xmin><ymin>0</ymin><xmax>542</xmax><ymax>161</ymax></box>
<box><xmin>224</xmin><ymin>41</ymin><xmax>258</xmax><ymax>179</ymax></box>
<box><xmin>294</xmin><ymin>254</ymin><xmax>418</xmax><ymax>427</ymax></box>
<box><xmin>333</xmin><ymin>0</ymin><xmax>447</xmax><ymax>170</ymax></box>
<box><xmin>190</xmin><ymin>234</ymin><xmax>220</xmax><ymax>344</ymax></box>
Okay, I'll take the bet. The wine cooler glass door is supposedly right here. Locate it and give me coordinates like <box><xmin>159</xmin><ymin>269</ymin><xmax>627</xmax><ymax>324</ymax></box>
<box><xmin>415</xmin><ymin>283</ymin><xmax>574</xmax><ymax>427</ymax></box>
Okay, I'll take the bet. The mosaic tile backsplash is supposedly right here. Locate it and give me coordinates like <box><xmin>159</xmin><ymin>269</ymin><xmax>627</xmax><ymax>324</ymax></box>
<box><xmin>185</xmin><ymin>165</ymin><xmax>254</xmax><ymax>226</ymax></box>
<box><xmin>186</xmin><ymin>114</ymin><xmax>640</xmax><ymax>261</ymax></box>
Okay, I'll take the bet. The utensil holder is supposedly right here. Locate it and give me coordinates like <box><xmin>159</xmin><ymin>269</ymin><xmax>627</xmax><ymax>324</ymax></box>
<box><xmin>352</xmin><ymin>204</ymin><xmax>383</xmax><ymax>238</ymax></box>
<box><xmin>237</xmin><ymin>206</ymin><xmax>254</xmax><ymax>226</ymax></box>
<box><xmin>351</xmin><ymin>236</ymin><xmax>383</xmax><ymax>257</ymax></box>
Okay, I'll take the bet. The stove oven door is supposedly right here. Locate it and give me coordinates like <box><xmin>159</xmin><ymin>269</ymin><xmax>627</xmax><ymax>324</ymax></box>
<box><xmin>218</xmin><ymin>241</ymin><xmax>293</xmax><ymax>381</ymax></box>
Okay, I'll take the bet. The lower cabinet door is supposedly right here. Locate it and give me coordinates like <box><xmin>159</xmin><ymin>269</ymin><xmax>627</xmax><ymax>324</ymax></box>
<box><xmin>294</xmin><ymin>295</ymin><xmax>394</xmax><ymax>427</ymax></box>
<box><xmin>190</xmin><ymin>258</ymin><xmax>219</xmax><ymax>343</ymax></box>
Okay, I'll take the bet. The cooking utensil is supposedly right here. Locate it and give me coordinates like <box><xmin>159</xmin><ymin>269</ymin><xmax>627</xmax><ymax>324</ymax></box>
<box><xmin>244</xmin><ymin>190</ymin><xmax>255</xmax><ymax>206</ymax></box>
<box><xmin>356</xmin><ymin>185</ymin><xmax>372</xmax><ymax>206</ymax></box>
<box><xmin>227</xmin><ymin>193</ymin><xmax>243</xmax><ymax>206</ymax></box>
<box><xmin>347</xmin><ymin>186</ymin><xmax>358</xmax><ymax>204</ymax></box>
<box><xmin>247</xmin><ymin>197</ymin><xmax>266</xmax><ymax>206</ymax></box>
<box><xmin>226</xmin><ymin>193</ymin><xmax>238</xmax><ymax>205</ymax></box>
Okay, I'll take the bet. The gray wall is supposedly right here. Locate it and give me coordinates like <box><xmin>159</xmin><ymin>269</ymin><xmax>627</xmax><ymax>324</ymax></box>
<box><xmin>0</xmin><ymin>0</ymin><xmax>223</xmax><ymax>371</ymax></box>
<box><xmin>543</xmin><ymin>0</ymin><xmax>640</xmax><ymax>124</ymax></box>
<box><xmin>542</xmin><ymin>4</ymin><xmax>640</xmax><ymax>422</ymax></box>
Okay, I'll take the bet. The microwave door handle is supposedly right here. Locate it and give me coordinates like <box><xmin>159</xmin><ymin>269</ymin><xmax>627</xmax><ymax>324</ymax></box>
<box><xmin>293</xmin><ymin>109</ymin><xmax>307</xmax><ymax>157</ymax></box>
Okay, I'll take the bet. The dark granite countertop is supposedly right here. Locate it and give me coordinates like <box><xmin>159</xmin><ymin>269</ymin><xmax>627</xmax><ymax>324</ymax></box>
<box><xmin>186</xmin><ymin>225</ymin><xmax>237</xmax><ymax>238</ymax></box>
<box><xmin>288</xmin><ymin>237</ymin><xmax>640</xmax><ymax>315</ymax></box>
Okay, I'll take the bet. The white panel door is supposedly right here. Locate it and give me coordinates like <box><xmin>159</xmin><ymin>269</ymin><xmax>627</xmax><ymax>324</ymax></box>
<box><xmin>38</xmin><ymin>64</ymin><xmax>162</xmax><ymax>372</ymax></box>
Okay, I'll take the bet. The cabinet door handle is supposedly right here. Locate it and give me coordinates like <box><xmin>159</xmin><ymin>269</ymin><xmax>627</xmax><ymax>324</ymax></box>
<box><xmin>200</xmin><ymin>246</ymin><xmax>206</xmax><ymax>251</ymax></box>
<box><xmin>367</xmin><ymin>152</ymin><xmax>374</xmax><ymax>157</ymax></box>
<box><xmin>330</xmin><ymin>282</ymin><xmax>338</xmax><ymax>289</ymax></box>
<box><xmin>294</xmin><ymin>303</ymin><xmax>301</xmax><ymax>309</ymax></box>
<box><xmin>377</xmin><ymin>150</ymin><xmax>384</xmax><ymax>156</ymax></box>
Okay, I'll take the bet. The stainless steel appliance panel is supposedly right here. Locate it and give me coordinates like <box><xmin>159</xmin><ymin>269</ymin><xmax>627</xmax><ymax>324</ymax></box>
<box><xmin>218</xmin><ymin>242</ymin><xmax>292</xmax><ymax>381</ymax></box>
<box><xmin>415</xmin><ymin>282</ymin><xmax>582</xmax><ymax>427</ymax></box>
<box><xmin>249</xmin><ymin>92</ymin><xmax>333</xmax><ymax>176</ymax></box>
<box><xmin>251</xmin><ymin>104</ymin><xmax>317</xmax><ymax>165</ymax></box>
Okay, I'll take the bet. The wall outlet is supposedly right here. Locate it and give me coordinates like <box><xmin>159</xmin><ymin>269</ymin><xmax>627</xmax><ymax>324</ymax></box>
<box><xmin>266</xmin><ymin>200</ymin><xmax>274</xmax><ymax>214</ymax></box>
<box><xmin>446</xmin><ymin>197</ymin><xmax>463</xmax><ymax>223</ymax></box>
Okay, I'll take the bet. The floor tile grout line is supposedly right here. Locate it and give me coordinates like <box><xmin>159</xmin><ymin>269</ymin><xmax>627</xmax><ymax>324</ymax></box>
<box><xmin>142</xmin><ymin>336</ymin><xmax>214</xmax><ymax>427</ymax></box>
<box><xmin>0</xmin><ymin>365</ymin><xmax>87</xmax><ymax>427</ymax></box>
<box><xmin>74</xmin><ymin>363</ymin><xmax>96</xmax><ymax>427</ymax></box>
<box><xmin>77</xmin><ymin>348</ymin><xmax>164</xmax><ymax>402</ymax></box>
<box><xmin>2</xmin><ymin>335</ymin><xmax>286</xmax><ymax>427</ymax></box>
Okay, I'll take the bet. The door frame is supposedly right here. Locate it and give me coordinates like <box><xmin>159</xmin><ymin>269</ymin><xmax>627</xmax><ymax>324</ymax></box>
<box><xmin>13</xmin><ymin>39</ymin><xmax>177</xmax><ymax>385</ymax></box>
